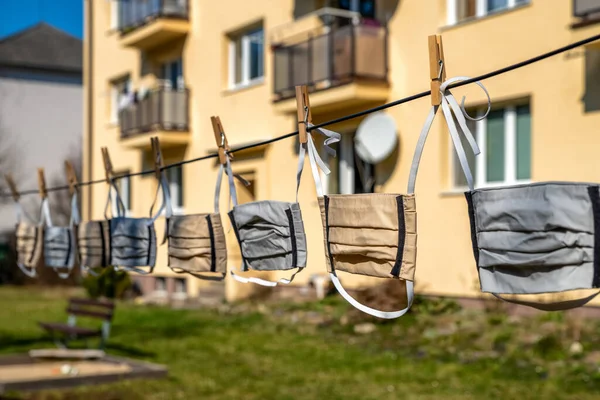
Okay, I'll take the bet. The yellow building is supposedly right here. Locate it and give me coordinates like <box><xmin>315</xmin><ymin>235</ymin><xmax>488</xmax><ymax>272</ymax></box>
<box><xmin>83</xmin><ymin>0</ymin><xmax>600</xmax><ymax>304</ymax></box>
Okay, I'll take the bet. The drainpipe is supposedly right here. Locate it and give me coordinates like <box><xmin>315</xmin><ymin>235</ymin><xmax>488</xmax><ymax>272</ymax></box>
<box><xmin>86</xmin><ymin>0</ymin><xmax>94</xmax><ymax>220</ymax></box>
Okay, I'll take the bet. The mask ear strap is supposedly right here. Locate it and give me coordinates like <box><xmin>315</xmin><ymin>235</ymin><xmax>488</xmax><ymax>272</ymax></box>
<box><xmin>407</xmin><ymin>76</ymin><xmax>489</xmax><ymax>194</ymax></box>
<box><xmin>230</xmin><ymin>267</ymin><xmax>305</xmax><ymax>287</ymax></box>
<box><xmin>492</xmin><ymin>292</ymin><xmax>600</xmax><ymax>311</ymax></box>
<box><xmin>330</xmin><ymin>272</ymin><xmax>415</xmax><ymax>319</ymax></box>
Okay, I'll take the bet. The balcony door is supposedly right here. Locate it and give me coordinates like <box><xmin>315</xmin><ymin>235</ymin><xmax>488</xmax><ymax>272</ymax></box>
<box><xmin>337</xmin><ymin>0</ymin><xmax>376</xmax><ymax>19</ymax></box>
<box><xmin>161</xmin><ymin>58</ymin><xmax>184</xmax><ymax>90</ymax></box>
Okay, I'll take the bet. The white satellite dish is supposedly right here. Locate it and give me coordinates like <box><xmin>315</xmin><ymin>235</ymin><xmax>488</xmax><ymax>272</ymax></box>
<box><xmin>354</xmin><ymin>112</ymin><xmax>398</xmax><ymax>164</ymax></box>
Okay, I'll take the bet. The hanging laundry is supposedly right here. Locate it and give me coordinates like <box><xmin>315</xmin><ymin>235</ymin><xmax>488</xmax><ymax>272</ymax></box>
<box><xmin>466</xmin><ymin>181</ymin><xmax>600</xmax><ymax>311</ymax></box>
<box><xmin>42</xmin><ymin>194</ymin><xmax>77</xmax><ymax>279</ymax></box>
<box><xmin>226</xmin><ymin>117</ymin><xmax>334</xmax><ymax>286</ymax></box>
<box><xmin>6</xmin><ymin>174</ymin><xmax>44</xmax><ymax>278</ymax></box>
<box><xmin>109</xmin><ymin>179</ymin><xmax>158</xmax><ymax>275</ymax></box>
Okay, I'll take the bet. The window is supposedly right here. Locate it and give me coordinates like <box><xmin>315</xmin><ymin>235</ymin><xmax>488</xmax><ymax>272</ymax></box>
<box><xmin>111</xmin><ymin>173</ymin><xmax>132</xmax><ymax>216</ymax></box>
<box><xmin>175</xmin><ymin>278</ymin><xmax>187</xmax><ymax>294</ymax></box>
<box><xmin>229</xmin><ymin>26</ymin><xmax>264</xmax><ymax>89</ymax></box>
<box><xmin>161</xmin><ymin>58</ymin><xmax>184</xmax><ymax>90</ymax></box>
<box><xmin>155</xmin><ymin>277</ymin><xmax>167</xmax><ymax>292</ymax></box>
<box><xmin>452</xmin><ymin>104</ymin><xmax>531</xmax><ymax>188</ymax></box>
<box><xmin>337</xmin><ymin>0</ymin><xmax>376</xmax><ymax>19</ymax></box>
<box><xmin>323</xmin><ymin>132</ymin><xmax>375</xmax><ymax>194</ymax></box>
<box><xmin>167</xmin><ymin>165</ymin><xmax>184</xmax><ymax>213</ymax></box>
<box><xmin>110</xmin><ymin>77</ymin><xmax>131</xmax><ymax>123</ymax></box>
<box><xmin>447</xmin><ymin>0</ymin><xmax>529</xmax><ymax>25</ymax></box>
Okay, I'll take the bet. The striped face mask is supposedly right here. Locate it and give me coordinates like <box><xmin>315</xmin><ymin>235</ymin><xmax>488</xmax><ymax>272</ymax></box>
<box><xmin>227</xmin><ymin>129</ymin><xmax>340</xmax><ymax>287</ymax></box>
<box><xmin>162</xmin><ymin>163</ymin><xmax>228</xmax><ymax>281</ymax></box>
<box><xmin>41</xmin><ymin>193</ymin><xmax>78</xmax><ymax>279</ymax></box>
<box><xmin>102</xmin><ymin>179</ymin><xmax>159</xmax><ymax>275</ymax></box>
<box><xmin>14</xmin><ymin>201</ymin><xmax>44</xmax><ymax>278</ymax></box>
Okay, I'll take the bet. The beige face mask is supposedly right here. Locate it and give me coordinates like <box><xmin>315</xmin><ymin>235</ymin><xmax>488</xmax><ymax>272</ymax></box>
<box><xmin>12</xmin><ymin>198</ymin><xmax>47</xmax><ymax>278</ymax></box>
<box><xmin>164</xmin><ymin>162</ymin><xmax>230</xmax><ymax>280</ymax></box>
<box><xmin>301</xmin><ymin>122</ymin><xmax>415</xmax><ymax>319</ymax></box>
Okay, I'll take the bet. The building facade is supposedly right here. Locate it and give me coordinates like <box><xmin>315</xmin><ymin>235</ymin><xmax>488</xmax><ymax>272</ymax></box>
<box><xmin>83</xmin><ymin>0</ymin><xmax>600</xmax><ymax>304</ymax></box>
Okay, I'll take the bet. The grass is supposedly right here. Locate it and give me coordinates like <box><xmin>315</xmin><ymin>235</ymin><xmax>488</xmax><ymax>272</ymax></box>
<box><xmin>0</xmin><ymin>286</ymin><xmax>600</xmax><ymax>399</ymax></box>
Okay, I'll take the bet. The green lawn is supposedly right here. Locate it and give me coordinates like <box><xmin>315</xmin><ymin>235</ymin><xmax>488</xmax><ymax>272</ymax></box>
<box><xmin>1</xmin><ymin>286</ymin><xmax>600</xmax><ymax>399</ymax></box>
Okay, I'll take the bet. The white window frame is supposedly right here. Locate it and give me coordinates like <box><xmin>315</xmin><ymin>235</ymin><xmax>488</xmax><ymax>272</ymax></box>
<box><xmin>446</xmin><ymin>0</ymin><xmax>527</xmax><ymax>25</ymax></box>
<box><xmin>451</xmin><ymin>106</ymin><xmax>531</xmax><ymax>189</ymax></box>
<box><xmin>111</xmin><ymin>175</ymin><xmax>132</xmax><ymax>217</ymax></box>
<box><xmin>110</xmin><ymin>0</ymin><xmax>119</xmax><ymax>30</ymax></box>
<box><xmin>228</xmin><ymin>27</ymin><xmax>264</xmax><ymax>90</ymax></box>
<box><xmin>166</xmin><ymin>166</ymin><xmax>184</xmax><ymax>215</ymax></box>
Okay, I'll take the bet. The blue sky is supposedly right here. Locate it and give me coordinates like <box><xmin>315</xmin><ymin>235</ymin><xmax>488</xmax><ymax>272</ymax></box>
<box><xmin>0</xmin><ymin>0</ymin><xmax>83</xmax><ymax>39</ymax></box>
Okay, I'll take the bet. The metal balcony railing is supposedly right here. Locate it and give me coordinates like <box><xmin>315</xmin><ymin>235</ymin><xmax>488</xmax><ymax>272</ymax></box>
<box><xmin>574</xmin><ymin>0</ymin><xmax>600</xmax><ymax>18</ymax></box>
<box><xmin>118</xmin><ymin>0</ymin><xmax>189</xmax><ymax>33</ymax></box>
<box><xmin>272</xmin><ymin>22</ymin><xmax>388</xmax><ymax>101</ymax></box>
<box><xmin>119</xmin><ymin>86</ymin><xmax>189</xmax><ymax>138</ymax></box>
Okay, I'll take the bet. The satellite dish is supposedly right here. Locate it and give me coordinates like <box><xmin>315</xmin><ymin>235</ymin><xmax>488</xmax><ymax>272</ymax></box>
<box><xmin>354</xmin><ymin>112</ymin><xmax>398</xmax><ymax>164</ymax></box>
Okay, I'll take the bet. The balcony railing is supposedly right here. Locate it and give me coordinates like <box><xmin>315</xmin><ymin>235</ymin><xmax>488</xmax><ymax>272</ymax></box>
<box><xmin>574</xmin><ymin>0</ymin><xmax>600</xmax><ymax>18</ymax></box>
<box><xmin>272</xmin><ymin>23</ymin><xmax>388</xmax><ymax>101</ymax></box>
<box><xmin>119</xmin><ymin>86</ymin><xmax>189</xmax><ymax>138</ymax></box>
<box><xmin>118</xmin><ymin>0</ymin><xmax>189</xmax><ymax>34</ymax></box>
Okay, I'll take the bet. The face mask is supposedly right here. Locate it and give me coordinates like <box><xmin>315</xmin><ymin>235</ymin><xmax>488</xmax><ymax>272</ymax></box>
<box><xmin>15</xmin><ymin>219</ymin><xmax>43</xmax><ymax>278</ymax></box>
<box><xmin>413</xmin><ymin>77</ymin><xmax>587</xmax><ymax>311</ymax></box>
<box><xmin>297</xmin><ymin>122</ymin><xmax>414</xmax><ymax>319</ymax></box>
<box><xmin>466</xmin><ymin>182</ymin><xmax>600</xmax><ymax>311</ymax></box>
<box><xmin>227</xmin><ymin>135</ymin><xmax>320</xmax><ymax>286</ymax></box>
<box><xmin>164</xmin><ymin>165</ymin><xmax>228</xmax><ymax>280</ymax></box>
<box><xmin>42</xmin><ymin>194</ymin><xmax>78</xmax><ymax>279</ymax></box>
<box><xmin>105</xmin><ymin>180</ymin><xmax>159</xmax><ymax>275</ymax></box>
<box><xmin>13</xmin><ymin>198</ymin><xmax>47</xmax><ymax>278</ymax></box>
<box><xmin>77</xmin><ymin>219</ymin><xmax>110</xmax><ymax>273</ymax></box>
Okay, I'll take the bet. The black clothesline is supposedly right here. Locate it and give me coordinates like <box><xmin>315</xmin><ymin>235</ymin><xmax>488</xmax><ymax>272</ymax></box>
<box><xmin>5</xmin><ymin>32</ymin><xmax>600</xmax><ymax>198</ymax></box>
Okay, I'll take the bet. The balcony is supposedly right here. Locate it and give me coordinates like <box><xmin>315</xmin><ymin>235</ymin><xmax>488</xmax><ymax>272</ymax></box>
<box><xmin>118</xmin><ymin>0</ymin><xmax>190</xmax><ymax>50</ymax></box>
<box><xmin>119</xmin><ymin>85</ymin><xmax>190</xmax><ymax>149</ymax></box>
<box><xmin>272</xmin><ymin>15</ymin><xmax>389</xmax><ymax>114</ymax></box>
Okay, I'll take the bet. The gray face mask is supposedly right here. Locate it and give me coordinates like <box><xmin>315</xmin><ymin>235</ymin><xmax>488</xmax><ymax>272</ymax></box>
<box><xmin>104</xmin><ymin>180</ymin><xmax>160</xmax><ymax>275</ymax></box>
<box><xmin>466</xmin><ymin>182</ymin><xmax>600</xmax><ymax>310</ymax></box>
<box><xmin>42</xmin><ymin>194</ymin><xmax>79</xmax><ymax>279</ymax></box>
<box><xmin>227</xmin><ymin>134</ymin><xmax>321</xmax><ymax>286</ymax></box>
<box><xmin>420</xmin><ymin>78</ymin><xmax>599</xmax><ymax>311</ymax></box>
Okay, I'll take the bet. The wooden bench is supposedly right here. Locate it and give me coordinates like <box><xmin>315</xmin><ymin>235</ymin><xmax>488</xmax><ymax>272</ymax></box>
<box><xmin>39</xmin><ymin>298</ymin><xmax>115</xmax><ymax>349</ymax></box>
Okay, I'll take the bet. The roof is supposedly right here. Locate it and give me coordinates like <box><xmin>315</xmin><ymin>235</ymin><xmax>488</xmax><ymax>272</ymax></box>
<box><xmin>0</xmin><ymin>23</ymin><xmax>82</xmax><ymax>73</ymax></box>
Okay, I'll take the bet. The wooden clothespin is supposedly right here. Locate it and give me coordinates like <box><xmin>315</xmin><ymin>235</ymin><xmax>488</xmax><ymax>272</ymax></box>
<box><xmin>37</xmin><ymin>168</ymin><xmax>47</xmax><ymax>199</ymax></box>
<box><xmin>428</xmin><ymin>34</ymin><xmax>446</xmax><ymax>106</ymax></box>
<box><xmin>150</xmin><ymin>136</ymin><xmax>164</xmax><ymax>179</ymax></box>
<box><xmin>295</xmin><ymin>85</ymin><xmax>312</xmax><ymax>144</ymax></box>
<box><xmin>65</xmin><ymin>160</ymin><xmax>78</xmax><ymax>196</ymax></box>
<box><xmin>101</xmin><ymin>147</ymin><xmax>114</xmax><ymax>183</ymax></box>
<box><xmin>211</xmin><ymin>116</ymin><xmax>230</xmax><ymax>165</ymax></box>
<box><xmin>4</xmin><ymin>173</ymin><xmax>20</xmax><ymax>202</ymax></box>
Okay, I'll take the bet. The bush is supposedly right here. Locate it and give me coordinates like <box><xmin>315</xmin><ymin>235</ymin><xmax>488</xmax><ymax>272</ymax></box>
<box><xmin>82</xmin><ymin>267</ymin><xmax>131</xmax><ymax>300</ymax></box>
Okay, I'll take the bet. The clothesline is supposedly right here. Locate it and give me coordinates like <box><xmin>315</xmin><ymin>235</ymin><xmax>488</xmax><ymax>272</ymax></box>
<box><xmin>5</xmin><ymin>32</ymin><xmax>600</xmax><ymax>198</ymax></box>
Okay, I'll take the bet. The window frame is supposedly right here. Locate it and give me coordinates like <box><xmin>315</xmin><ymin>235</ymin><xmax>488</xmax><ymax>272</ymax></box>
<box><xmin>450</xmin><ymin>104</ymin><xmax>531</xmax><ymax>190</ymax></box>
<box><xmin>321</xmin><ymin>131</ymin><xmax>376</xmax><ymax>195</ymax></box>
<box><xmin>166</xmin><ymin>165</ymin><xmax>184</xmax><ymax>215</ymax></box>
<box><xmin>228</xmin><ymin>26</ymin><xmax>265</xmax><ymax>90</ymax></box>
<box><xmin>111</xmin><ymin>173</ymin><xmax>132</xmax><ymax>217</ymax></box>
<box><xmin>446</xmin><ymin>0</ymin><xmax>529</xmax><ymax>25</ymax></box>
